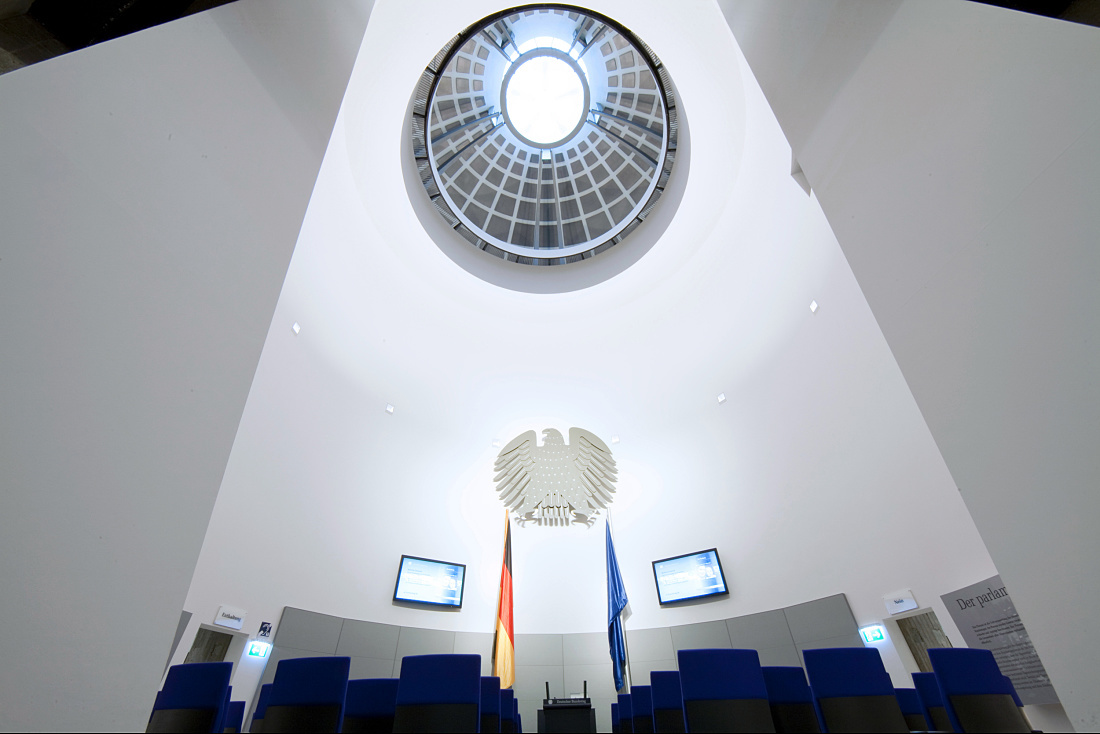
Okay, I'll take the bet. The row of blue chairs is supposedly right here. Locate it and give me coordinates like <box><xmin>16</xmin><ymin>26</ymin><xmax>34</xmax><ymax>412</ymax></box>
<box><xmin>611</xmin><ymin>647</ymin><xmax>1032</xmax><ymax>733</ymax></box>
<box><xmin>149</xmin><ymin>654</ymin><xmax>521</xmax><ymax>733</ymax></box>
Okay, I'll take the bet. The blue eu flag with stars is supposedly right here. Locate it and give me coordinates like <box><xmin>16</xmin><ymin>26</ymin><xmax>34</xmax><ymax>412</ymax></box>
<box><xmin>606</xmin><ymin>520</ymin><xmax>629</xmax><ymax>692</ymax></box>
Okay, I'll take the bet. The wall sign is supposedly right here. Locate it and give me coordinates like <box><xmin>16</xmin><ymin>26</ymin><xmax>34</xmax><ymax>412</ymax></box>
<box><xmin>941</xmin><ymin>575</ymin><xmax>1058</xmax><ymax>705</ymax></box>
<box><xmin>884</xmin><ymin>589</ymin><xmax>919</xmax><ymax>615</ymax></box>
<box><xmin>258</xmin><ymin>621</ymin><xmax>273</xmax><ymax>638</ymax></box>
<box><xmin>213</xmin><ymin>604</ymin><xmax>246</xmax><ymax>631</ymax></box>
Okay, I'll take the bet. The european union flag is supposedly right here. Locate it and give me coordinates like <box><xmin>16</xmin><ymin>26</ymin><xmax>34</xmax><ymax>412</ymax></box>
<box><xmin>606</xmin><ymin>520</ymin><xmax>629</xmax><ymax>692</ymax></box>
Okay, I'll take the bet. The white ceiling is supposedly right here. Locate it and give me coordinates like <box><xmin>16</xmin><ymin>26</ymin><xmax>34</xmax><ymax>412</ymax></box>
<box><xmin>184</xmin><ymin>0</ymin><xmax>995</xmax><ymax>679</ymax></box>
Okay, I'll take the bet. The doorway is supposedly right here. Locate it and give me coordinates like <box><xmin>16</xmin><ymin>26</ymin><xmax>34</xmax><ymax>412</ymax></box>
<box><xmin>184</xmin><ymin>626</ymin><xmax>235</xmax><ymax>664</ymax></box>
<box><xmin>896</xmin><ymin>610</ymin><xmax>952</xmax><ymax>673</ymax></box>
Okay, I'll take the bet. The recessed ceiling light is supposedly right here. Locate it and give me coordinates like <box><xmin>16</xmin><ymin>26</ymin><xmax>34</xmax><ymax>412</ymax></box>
<box><xmin>611</xmin><ymin>436</ymin><xmax>620</xmax><ymax>444</ymax></box>
<box><xmin>717</xmin><ymin>393</ymin><xmax>727</xmax><ymax>405</ymax></box>
<box><xmin>385</xmin><ymin>404</ymin><xmax>395</xmax><ymax>414</ymax></box>
<box><xmin>291</xmin><ymin>322</ymin><xmax>301</xmax><ymax>334</ymax></box>
<box><xmin>810</xmin><ymin>300</ymin><xmax>818</xmax><ymax>313</ymax></box>
<box><xmin>492</xmin><ymin>439</ymin><xmax>501</xmax><ymax>448</ymax></box>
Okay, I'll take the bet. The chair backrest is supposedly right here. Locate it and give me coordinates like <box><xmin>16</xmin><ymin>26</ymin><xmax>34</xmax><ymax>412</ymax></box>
<box><xmin>928</xmin><ymin>648</ymin><xmax>1030</xmax><ymax>733</ymax></box>
<box><xmin>479</xmin><ymin>676</ymin><xmax>502</xmax><ymax>734</ymax></box>
<box><xmin>911</xmin><ymin>672</ymin><xmax>954</xmax><ymax>732</ymax></box>
<box><xmin>802</xmin><ymin>648</ymin><xmax>908</xmax><ymax>733</ymax></box>
<box><xmin>895</xmin><ymin>688</ymin><xmax>930</xmax><ymax>732</ymax></box>
<box><xmin>342</xmin><ymin>678</ymin><xmax>399</xmax><ymax>733</ymax></box>
<box><xmin>147</xmin><ymin>661</ymin><xmax>233</xmax><ymax>734</ymax></box>
<box><xmin>263</xmin><ymin>656</ymin><xmax>350</xmax><ymax>733</ymax></box>
<box><xmin>500</xmin><ymin>688</ymin><xmax>515</xmax><ymax>733</ymax></box>
<box><xmin>223</xmin><ymin>700</ymin><xmax>245</xmax><ymax>734</ymax></box>
<box><xmin>618</xmin><ymin>693</ymin><xmax>634</xmax><ymax>733</ymax></box>
<box><xmin>650</xmin><ymin>671</ymin><xmax>686</xmax><ymax>734</ymax></box>
<box><xmin>250</xmin><ymin>683</ymin><xmax>272</xmax><ymax>733</ymax></box>
<box><xmin>393</xmin><ymin>654</ymin><xmax>481</xmax><ymax>733</ymax></box>
<box><xmin>761</xmin><ymin>666</ymin><xmax>821</xmax><ymax>733</ymax></box>
<box><xmin>631</xmin><ymin>685</ymin><xmax>655</xmax><ymax>733</ymax></box>
<box><xmin>612</xmin><ymin>702</ymin><xmax>621</xmax><ymax>733</ymax></box>
<box><xmin>676</xmin><ymin>648</ymin><xmax>775</xmax><ymax>733</ymax></box>
<box><xmin>515</xmin><ymin>710</ymin><xmax>522</xmax><ymax>734</ymax></box>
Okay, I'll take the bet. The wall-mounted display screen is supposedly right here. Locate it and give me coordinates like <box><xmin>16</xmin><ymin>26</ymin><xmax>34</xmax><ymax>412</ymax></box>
<box><xmin>393</xmin><ymin>555</ymin><xmax>466</xmax><ymax>608</ymax></box>
<box><xmin>652</xmin><ymin>548</ymin><xmax>729</xmax><ymax>605</ymax></box>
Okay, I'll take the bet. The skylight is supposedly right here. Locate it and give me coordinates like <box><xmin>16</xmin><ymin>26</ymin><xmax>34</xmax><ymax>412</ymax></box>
<box><xmin>504</xmin><ymin>55</ymin><xmax>585</xmax><ymax>147</ymax></box>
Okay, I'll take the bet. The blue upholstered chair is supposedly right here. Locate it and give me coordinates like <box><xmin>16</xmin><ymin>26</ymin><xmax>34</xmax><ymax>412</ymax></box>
<box><xmin>802</xmin><ymin>648</ymin><xmax>908</xmax><ymax>732</ymax></box>
<box><xmin>479</xmin><ymin>676</ymin><xmax>501</xmax><ymax>734</ymax></box>
<box><xmin>911</xmin><ymin>672</ymin><xmax>953</xmax><ymax>732</ymax></box>
<box><xmin>612</xmin><ymin>702</ymin><xmax>621</xmax><ymax>733</ymax></box>
<box><xmin>515</xmin><ymin>709</ymin><xmax>522</xmax><ymax>733</ymax></box>
<box><xmin>761</xmin><ymin>666</ymin><xmax>822</xmax><ymax>733</ymax></box>
<box><xmin>249</xmin><ymin>683</ymin><xmax>272</xmax><ymax>733</ymax></box>
<box><xmin>500</xmin><ymin>688</ymin><xmax>516</xmax><ymax>733</ymax></box>
<box><xmin>650</xmin><ymin>671</ymin><xmax>686</xmax><ymax>733</ymax></box>
<box><xmin>928</xmin><ymin>648</ymin><xmax>1030</xmax><ymax>733</ymax></box>
<box><xmin>676</xmin><ymin>649</ymin><xmax>775</xmax><ymax>732</ymax></box>
<box><xmin>393</xmin><ymin>654</ymin><xmax>481</xmax><ymax>733</ymax></box>
<box><xmin>631</xmin><ymin>685</ymin><xmax>655</xmax><ymax>733</ymax></box>
<box><xmin>895</xmin><ymin>688</ymin><xmax>930</xmax><ymax>732</ymax></box>
<box><xmin>263</xmin><ymin>656</ymin><xmax>350</xmax><ymax>733</ymax></box>
<box><xmin>223</xmin><ymin>700</ymin><xmax>246</xmax><ymax>734</ymax></box>
<box><xmin>618</xmin><ymin>693</ymin><xmax>634</xmax><ymax>734</ymax></box>
<box><xmin>342</xmin><ymin>678</ymin><xmax>399</xmax><ymax>733</ymax></box>
<box><xmin>147</xmin><ymin>661</ymin><xmax>232</xmax><ymax>733</ymax></box>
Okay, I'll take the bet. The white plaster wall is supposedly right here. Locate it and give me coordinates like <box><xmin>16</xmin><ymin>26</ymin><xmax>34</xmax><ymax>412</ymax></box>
<box><xmin>721</xmin><ymin>1</ymin><xmax>1099</xmax><ymax>730</ymax></box>
<box><xmin>181</xmin><ymin>0</ymin><xmax>996</xmax><ymax>710</ymax></box>
<box><xmin>0</xmin><ymin>1</ymin><xmax>371</xmax><ymax>730</ymax></box>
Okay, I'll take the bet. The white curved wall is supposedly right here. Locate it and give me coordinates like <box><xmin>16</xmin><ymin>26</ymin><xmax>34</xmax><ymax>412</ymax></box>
<box><xmin>178</xmin><ymin>0</ymin><xmax>998</xmax><ymax>714</ymax></box>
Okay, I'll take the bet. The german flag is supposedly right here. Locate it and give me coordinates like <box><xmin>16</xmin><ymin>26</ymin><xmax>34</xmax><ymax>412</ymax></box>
<box><xmin>491</xmin><ymin>511</ymin><xmax>515</xmax><ymax>688</ymax></box>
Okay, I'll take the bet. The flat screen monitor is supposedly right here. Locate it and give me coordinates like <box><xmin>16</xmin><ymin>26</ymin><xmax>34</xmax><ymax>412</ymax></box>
<box><xmin>393</xmin><ymin>555</ymin><xmax>466</xmax><ymax>608</ymax></box>
<box><xmin>652</xmin><ymin>548</ymin><xmax>729</xmax><ymax>605</ymax></box>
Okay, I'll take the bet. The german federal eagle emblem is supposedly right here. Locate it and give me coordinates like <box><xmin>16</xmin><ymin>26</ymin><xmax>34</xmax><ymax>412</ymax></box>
<box><xmin>494</xmin><ymin>428</ymin><xmax>617</xmax><ymax>525</ymax></box>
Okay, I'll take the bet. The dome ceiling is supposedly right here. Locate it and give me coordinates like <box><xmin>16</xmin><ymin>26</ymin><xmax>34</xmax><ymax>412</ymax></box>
<box><xmin>412</xmin><ymin>6</ymin><xmax>678</xmax><ymax>265</ymax></box>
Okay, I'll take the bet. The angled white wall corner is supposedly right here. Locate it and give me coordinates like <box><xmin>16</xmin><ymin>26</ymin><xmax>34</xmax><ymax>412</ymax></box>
<box><xmin>721</xmin><ymin>0</ymin><xmax>1100</xmax><ymax>729</ymax></box>
<box><xmin>0</xmin><ymin>0</ymin><xmax>372</xmax><ymax>729</ymax></box>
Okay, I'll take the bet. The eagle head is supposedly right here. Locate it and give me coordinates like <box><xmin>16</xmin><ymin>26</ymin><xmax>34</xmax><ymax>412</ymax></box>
<box><xmin>541</xmin><ymin>428</ymin><xmax>565</xmax><ymax>445</ymax></box>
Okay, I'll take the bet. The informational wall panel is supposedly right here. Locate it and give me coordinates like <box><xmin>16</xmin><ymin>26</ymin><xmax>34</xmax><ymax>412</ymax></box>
<box><xmin>942</xmin><ymin>575</ymin><xmax>1058</xmax><ymax>705</ymax></box>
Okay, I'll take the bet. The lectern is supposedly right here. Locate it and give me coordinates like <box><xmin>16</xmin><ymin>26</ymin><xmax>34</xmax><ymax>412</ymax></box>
<box><xmin>537</xmin><ymin>682</ymin><xmax>596</xmax><ymax>733</ymax></box>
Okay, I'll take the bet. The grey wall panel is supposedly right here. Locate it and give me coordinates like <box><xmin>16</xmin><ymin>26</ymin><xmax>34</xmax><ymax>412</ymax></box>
<box><xmin>393</xmin><ymin>627</ymin><xmax>456</xmax><ymax>676</ymax></box>
<box><xmin>164</xmin><ymin>610</ymin><xmax>193</xmax><ymax>676</ymax></box>
<box><xmin>628</xmin><ymin>658</ymin><xmax>678</xmax><ymax>686</ymax></box>
<box><xmin>274</xmin><ymin>607</ymin><xmax>344</xmax><ymax>653</ymax></box>
<box><xmin>336</xmin><ymin>619</ymin><xmax>400</xmax><ymax>659</ymax></box>
<box><xmin>513</xmin><ymin>633</ymin><xmax>564</xmax><ymax>666</ymax></box>
<box><xmin>349</xmin><ymin>655</ymin><xmax>399</xmax><ymax>680</ymax></box>
<box><xmin>727</xmin><ymin>609</ymin><xmax>796</xmax><ymax>650</ymax></box>
<box><xmin>670</xmin><ymin>620</ymin><xmax>732</xmax><ymax>651</ymax></box>
<box><xmin>783</xmin><ymin>594</ymin><xmax>858</xmax><ymax>643</ymax></box>
<box><xmin>454</xmin><ymin>631</ymin><xmax>494</xmax><ymax>675</ymax></box>
<box><xmin>756</xmin><ymin>645</ymin><xmax>802</xmax><ymax>668</ymax></box>
<box><xmin>514</xmin><ymin>663</ymin><xmax>565</xmax><ymax>700</ymax></box>
<box><xmin>261</xmin><ymin>645</ymin><xmax>333</xmax><ymax>687</ymax></box>
<box><xmin>563</xmin><ymin>631</ymin><xmax>608</xmax><ymax>666</ymax></box>
<box><xmin>565</xmin><ymin>662</ymin><xmax>616</xmax><ymax>699</ymax></box>
<box><xmin>591</xmin><ymin>697</ymin><xmax>614</xmax><ymax>734</ymax></box>
<box><xmin>626</xmin><ymin>627</ymin><xmax>674</xmax><ymax>662</ymax></box>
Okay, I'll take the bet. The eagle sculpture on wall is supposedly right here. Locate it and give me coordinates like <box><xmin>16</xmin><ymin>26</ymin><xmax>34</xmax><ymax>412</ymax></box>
<box><xmin>494</xmin><ymin>428</ymin><xmax>617</xmax><ymax>525</ymax></box>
